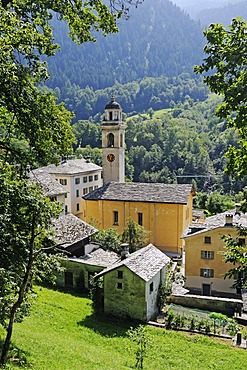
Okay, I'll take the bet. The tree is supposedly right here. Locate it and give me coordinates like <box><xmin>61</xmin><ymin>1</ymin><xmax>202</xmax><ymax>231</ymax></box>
<box><xmin>194</xmin><ymin>17</ymin><xmax>247</xmax><ymax>177</ymax></box>
<box><xmin>0</xmin><ymin>0</ymin><xmax>143</xmax><ymax>365</ymax></box>
<box><xmin>122</xmin><ymin>218</ymin><xmax>149</xmax><ymax>253</ymax></box>
<box><xmin>127</xmin><ymin>325</ymin><xmax>150</xmax><ymax>369</ymax></box>
<box><xmin>92</xmin><ymin>228</ymin><xmax>122</xmax><ymax>253</ymax></box>
<box><xmin>222</xmin><ymin>228</ymin><xmax>247</xmax><ymax>289</ymax></box>
<box><xmin>195</xmin><ymin>17</ymin><xmax>247</xmax><ymax>290</ymax></box>
<box><xmin>0</xmin><ymin>164</ymin><xmax>63</xmax><ymax>366</ymax></box>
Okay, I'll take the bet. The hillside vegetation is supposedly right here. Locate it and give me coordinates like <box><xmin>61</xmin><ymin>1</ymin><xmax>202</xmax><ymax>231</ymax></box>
<box><xmin>73</xmin><ymin>94</ymin><xmax>246</xmax><ymax>193</ymax></box>
<box><xmin>1</xmin><ymin>287</ymin><xmax>247</xmax><ymax>369</ymax></box>
<box><xmin>46</xmin><ymin>0</ymin><xmax>204</xmax><ymax>92</ymax></box>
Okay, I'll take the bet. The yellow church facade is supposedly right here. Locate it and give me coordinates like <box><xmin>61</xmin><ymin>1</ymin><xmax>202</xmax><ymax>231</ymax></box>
<box><xmin>82</xmin><ymin>182</ymin><xmax>194</xmax><ymax>255</ymax></box>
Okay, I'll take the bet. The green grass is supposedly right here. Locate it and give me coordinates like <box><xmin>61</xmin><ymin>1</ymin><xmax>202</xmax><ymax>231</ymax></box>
<box><xmin>1</xmin><ymin>287</ymin><xmax>247</xmax><ymax>369</ymax></box>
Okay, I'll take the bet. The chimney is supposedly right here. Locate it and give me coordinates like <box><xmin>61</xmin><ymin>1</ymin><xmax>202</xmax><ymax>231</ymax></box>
<box><xmin>120</xmin><ymin>243</ymin><xmax>130</xmax><ymax>260</ymax></box>
<box><xmin>235</xmin><ymin>203</ymin><xmax>241</xmax><ymax>215</ymax></box>
<box><xmin>225</xmin><ymin>214</ymin><xmax>233</xmax><ymax>226</ymax></box>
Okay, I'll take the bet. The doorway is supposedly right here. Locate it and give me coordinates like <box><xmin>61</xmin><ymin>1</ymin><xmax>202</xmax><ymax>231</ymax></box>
<box><xmin>202</xmin><ymin>283</ymin><xmax>211</xmax><ymax>296</ymax></box>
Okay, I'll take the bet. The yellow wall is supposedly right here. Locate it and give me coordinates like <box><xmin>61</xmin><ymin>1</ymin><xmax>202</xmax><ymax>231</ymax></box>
<box><xmin>184</xmin><ymin>226</ymin><xmax>237</xmax><ymax>294</ymax></box>
<box><xmin>82</xmin><ymin>192</ymin><xmax>193</xmax><ymax>254</ymax></box>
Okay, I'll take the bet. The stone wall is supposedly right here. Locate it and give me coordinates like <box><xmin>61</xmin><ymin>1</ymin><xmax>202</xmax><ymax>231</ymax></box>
<box><xmin>170</xmin><ymin>294</ymin><xmax>243</xmax><ymax>316</ymax></box>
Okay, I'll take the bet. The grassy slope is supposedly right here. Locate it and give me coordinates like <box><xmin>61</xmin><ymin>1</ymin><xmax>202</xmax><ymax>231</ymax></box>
<box><xmin>1</xmin><ymin>287</ymin><xmax>247</xmax><ymax>369</ymax></box>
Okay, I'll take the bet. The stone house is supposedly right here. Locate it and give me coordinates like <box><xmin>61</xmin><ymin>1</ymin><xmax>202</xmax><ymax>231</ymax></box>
<box><xmin>52</xmin><ymin>213</ymin><xmax>98</xmax><ymax>257</ymax></box>
<box><xmin>96</xmin><ymin>244</ymin><xmax>171</xmax><ymax>321</ymax></box>
<box><xmin>182</xmin><ymin>207</ymin><xmax>247</xmax><ymax>297</ymax></box>
<box><xmin>36</xmin><ymin>158</ymin><xmax>103</xmax><ymax>218</ymax></box>
<box><xmin>57</xmin><ymin>248</ymin><xmax>119</xmax><ymax>291</ymax></box>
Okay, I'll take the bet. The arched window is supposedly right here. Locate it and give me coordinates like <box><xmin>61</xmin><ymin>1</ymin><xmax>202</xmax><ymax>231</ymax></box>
<box><xmin>107</xmin><ymin>133</ymin><xmax>114</xmax><ymax>147</ymax></box>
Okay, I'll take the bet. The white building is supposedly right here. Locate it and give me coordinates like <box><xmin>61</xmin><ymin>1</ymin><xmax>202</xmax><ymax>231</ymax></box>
<box><xmin>37</xmin><ymin>158</ymin><xmax>103</xmax><ymax>218</ymax></box>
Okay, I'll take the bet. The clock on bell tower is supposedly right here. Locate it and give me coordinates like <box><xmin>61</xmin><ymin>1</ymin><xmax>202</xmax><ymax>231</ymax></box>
<box><xmin>101</xmin><ymin>96</ymin><xmax>126</xmax><ymax>184</ymax></box>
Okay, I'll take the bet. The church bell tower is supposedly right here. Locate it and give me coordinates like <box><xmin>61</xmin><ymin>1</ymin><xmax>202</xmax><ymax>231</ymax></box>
<box><xmin>101</xmin><ymin>96</ymin><xmax>126</xmax><ymax>184</ymax></box>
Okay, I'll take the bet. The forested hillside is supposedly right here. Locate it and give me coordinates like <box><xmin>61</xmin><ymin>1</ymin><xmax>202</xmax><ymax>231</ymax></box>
<box><xmin>45</xmin><ymin>0</ymin><xmax>205</xmax><ymax>95</ymax></box>
<box><xmin>196</xmin><ymin>1</ymin><xmax>247</xmax><ymax>26</ymax></box>
<box><xmin>58</xmin><ymin>73</ymin><xmax>207</xmax><ymax>120</ymax></box>
<box><xmin>73</xmin><ymin>94</ymin><xmax>246</xmax><ymax>194</ymax></box>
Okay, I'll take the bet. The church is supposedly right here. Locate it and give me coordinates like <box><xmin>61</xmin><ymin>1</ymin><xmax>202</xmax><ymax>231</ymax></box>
<box><xmin>82</xmin><ymin>97</ymin><xmax>195</xmax><ymax>256</ymax></box>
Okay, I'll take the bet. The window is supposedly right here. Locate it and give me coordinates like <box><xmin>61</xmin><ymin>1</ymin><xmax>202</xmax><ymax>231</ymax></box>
<box><xmin>138</xmin><ymin>212</ymin><xmax>143</xmax><ymax>226</ymax></box>
<box><xmin>65</xmin><ymin>205</ymin><xmax>68</xmax><ymax>215</ymax></box>
<box><xmin>117</xmin><ymin>282</ymin><xmax>122</xmax><ymax>289</ymax></box>
<box><xmin>50</xmin><ymin>196</ymin><xmax>57</xmax><ymax>202</ymax></box>
<box><xmin>204</xmin><ymin>236</ymin><xmax>211</xmax><ymax>244</ymax></box>
<box><xmin>64</xmin><ymin>271</ymin><xmax>73</xmax><ymax>288</ymax></box>
<box><xmin>76</xmin><ymin>189</ymin><xmax>79</xmax><ymax>198</ymax></box>
<box><xmin>76</xmin><ymin>203</ymin><xmax>80</xmax><ymax>211</ymax></box>
<box><xmin>201</xmin><ymin>250</ymin><xmax>214</xmax><ymax>260</ymax></box>
<box><xmin>89</xmin><ymin>175</ymin><xmax>93</xmax><ymax>182</ymax></box>
<box><xmin>65</xmin><ymin>193</ymin><xmax>67</xmax><ymax>198</ymax></box>
<box><xmin>113</xmin><ymin>211</ymin><xmax>119</xmax><ymax>225</ymax></box>
<box><xmin>83</xmin><ymin>176</ymin><xmax>87</xmax><ymax>183</ymax></box>
<box><xmin>94</xmin><ymin>174</ymin><xmax>98</xmax><ymax>181</ymax></box>
<box><xmin>149</xmin><ymin>282</ymin><xmax>154</xmax><ymax>294</ymax></box>
<box><xmin>59</xmin><ymin>179</ymin><xmax>67</xmax><ymax>186</ymax></box>
<box><xmin>83</xmin><ymin>188</ymin><xmax>88</xmax><ymax>195</ymax></box>
<box><xmin>89</xmin><ymin>186</ymin><xmax>93</xmax><ymax>193</ymax></box>
<box><xmin>200</xmin><ymin>269</ymin><xmax>214</xmax><ymax>278</ymax></box>
<box><xmin>117</xmin><ymin>270</ymin><xmax>123</xmax><ymax>279</ymax></box>
<box><xmin>107</xmin><ymin>133</ymin><xmax>114</xmax><ymax>147</ymax></box>
<box><xmin>75</xmin><ymin>177</ymin><xmax>80</xmax><ymax>184</ymax></box>
<box><xmin>238</xmin><ymin>238</ymin><xmax>246</xmax><ymax>246</ymax></box>
<box><xmin>94</xmin><ymin>185</ymin><xmax>98</xmax><ymax>190</ymax></box>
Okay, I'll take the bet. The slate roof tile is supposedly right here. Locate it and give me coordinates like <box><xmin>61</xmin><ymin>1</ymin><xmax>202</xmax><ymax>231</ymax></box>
<box><xmin>182</xmin><ymin>209</ymin><xmax>247</xmax><ymax>238</ymax></box>
<box><xmin>52</xmin><ymin>214</ymin><xmax>98</xmax><ymax>247</ymax></box>
<box><xmin>96</xmin><ymin>244</ymin><xmax>170</xmax><ymax>282</ymax></box>
<box><xmin>70</xmin><ymin>248</ymin><xmax>119</xmax><ymax>267</ymax></box>
<box><xmin>29</xmin><ymin>169</ymin><xmax>67</xmax><ymax>197</ymax></box>
<box><xmin>84</xmin><ymin>182</ymin><xmax>193</xmax><ymax>204</ymax></box>
<box><xmin>42</xmin><ymin>158</ymin><xmax>101</xmax><ymax>175</ymax></box>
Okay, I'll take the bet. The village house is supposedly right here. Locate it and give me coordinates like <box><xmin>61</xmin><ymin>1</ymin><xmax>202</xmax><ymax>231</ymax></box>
<box><xmin>182</xmin><ymin>206</ymin><xmax>247</xmax><ymax>297</ymax></box>
<box><xmin>95</xmin><ymin>244</ymin><xmax>171</xmax><ymax>321</ymax></box>
<box><xmin>57</xmin><ymin>247</ymin><xmax>119</xmax><ymax>291</ymax></box>
<box><xmin>36</xmin><ymin>158</ymin><xmax>103</xmax><ymax>218</ymax></box>
<box><xmin>29</xmin><ymin>168</ymin><xmax>67</xmax><ymax>212</ymax></box>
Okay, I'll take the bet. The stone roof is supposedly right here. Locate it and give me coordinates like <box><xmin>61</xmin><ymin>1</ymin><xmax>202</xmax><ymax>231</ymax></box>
<box><xmin>40</xmin><ymin>158</ymin><xmax>102</xmax><ymax>176</ymax></box>
<box><xmin>70</xmin><ymin>248</ymin><xmax>119</xmax><ymax>268</ymax></box>
<box><xmin>84</xmin><ymin>182</ymin><xmax>194</xmax><ymax>204</ymax></box>
<box><xmin>29</xmin><ymin>169</ymin><xmax>67</xmax><ymax>197</ymax></box>
<box><xmin>182</xmin><ymin>209</ymin><xmax>247</xmax><ymax>238</ymax></box>
<box><xmin>105</xmin><ymin>96</ymin><xmax>121</xmax><ymax>110</ymax></box>
<box><xmin>53</xmin><ymin>214</ymin><xmax>98</xmax><ymax>248</ymax></box>
<box><xmin>96</xmin><ymin>244</ymin><xmax>170</xmax><ymax>282</ymax></box>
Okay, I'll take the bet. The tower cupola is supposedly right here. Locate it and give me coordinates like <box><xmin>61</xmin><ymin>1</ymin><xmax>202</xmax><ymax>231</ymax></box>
<box><xmin>103</xmin><ymin>95</ymin><xmax>122</xmax><ymax>124</ymax></box>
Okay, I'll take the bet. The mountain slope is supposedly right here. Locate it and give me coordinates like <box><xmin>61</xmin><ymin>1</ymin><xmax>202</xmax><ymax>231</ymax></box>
<box><xmin>45</xmin><ymin>0</ymin><xmax>205</xmax><ymax>91</ymax></box>
<box><xmin>196</xmin><ymin>1</ymin><xmax>247</xmax><ymax>26</ymax></box>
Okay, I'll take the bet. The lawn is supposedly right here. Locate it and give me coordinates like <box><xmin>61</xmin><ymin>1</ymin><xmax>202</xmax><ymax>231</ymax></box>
<box><xmin>0</xmin><ymin>287</ymin><xmax>247</xmax><ymax>369</ymax></box>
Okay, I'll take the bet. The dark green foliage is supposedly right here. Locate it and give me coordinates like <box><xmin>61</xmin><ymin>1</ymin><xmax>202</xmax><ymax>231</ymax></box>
<box><xmin>45</xmin><ymin>0</ymin><xmax>205</xmax><ymax>93</ymax></box>
<box><xmin>195</xmin><ymin>17</ymin><xmax>247</xmax><ymax>178</ymax></box>
<box><xmin>122</xmin><ymin>219</ymin><xmax>150</xmax><ymax>253</ymax></box>
<box><xmin>90</xmin><ymin>275</ymin><xmax>104</xmax><ymax>315</ymax></box>
<box><xmin>52</xmin><ymin>74</ymin><xmax>208</xmax><ymax>121</ymax></box>
<box><xmin>222</xmin><ymin>228</ymin><xmax>247</xmax><ymax>289</ymax></box>
<box><xmin>92</xmin><ymin>228</ymin><xmax>122</xmax><ymax>253</ymax></box>
<box><xmin>157</xmin><ymin>274</ymin><xmax>173</xmax><ymax>311</ymax></box>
